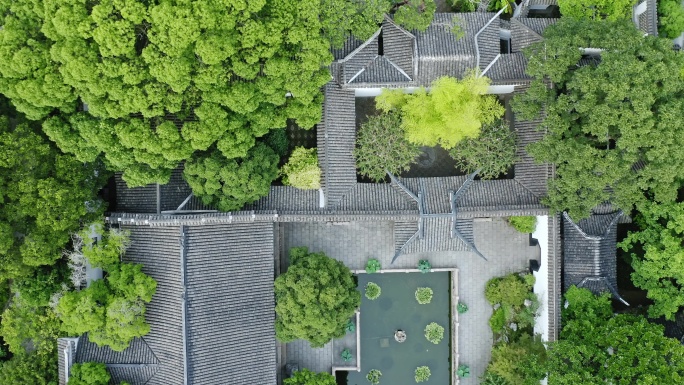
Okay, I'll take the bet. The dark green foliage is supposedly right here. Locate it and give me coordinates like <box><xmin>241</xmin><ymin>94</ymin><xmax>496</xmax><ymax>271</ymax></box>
<box><xmin>457</xmin><ymin>365</ymin><xmax>470</xmax><ymax>378</ymax></box>
<box><xmin>345</xmin><ymin>319</ymin><xmax>356</xmax><ymax>333</ymax></box>
<box><xmin>321</xmin><ymin>0</ymin><xmax>389</xmax><ymax>48</ymax></box>
<box><xmin>12</xmin><ymin>264</ymin><xmax>69</xmax><ymax>308</ymax></box>
<box><xmin>481</xmin><ymin>372</ymin><xmax>509</xmax><ymax>385</ymax></box>
<box><xmin>485</xmin><ymin>274</ymin><xmax>533</xmax><ymax>307</ymax></box>
<box><xmin>69</xmin><ymin>362</ymin><xmax>111</xmax><ymax>385</ymax></box>
<box><xmin>0</xmin><ymin>351</ymin><xmax>58</xmax><ymax>385</ymax></box>
<box><xmin>541</xmin><ymin>287</ymin><xmax>684</xmax><ymax>384</ymax></box>
<box><xmin>57</xmin><ymin>262</ymin><xmax>157</xmax><ymax>352</ymax></box>
<box><xmin>365</xmin><ymin>282</ymin><xmax>381</xmax><ymax>300</ymax></box>
<box><xmin>365</xmin><ymin>258</ymin><xmax>381</xmax><ymax>274</ymax></box>
<box><xmin>285</xmin><ymin>368</ymin><xmax>337</xmax><ymax>385</ymax></box>
<box><xmin>618</xmin><ymin>202</ymin><xmax>684</xmax><ymax>319</ymax></box>
<box><xmin>275</xmin><ymin>247</ymin><xmax>360</xmax><ymax>348</ymax></box>
<box><xmin>417</xmin><ymin>259</ymin><xmax>431</xmax><ymax>273</ymax></box>
<box><xmin>449</xmin><ymin>120</ymin><xmax>517</xmax><ymax>179</ymax></box>
<box><xmin>508</xmin><ymin>216</ymin><xmax>537</xmax><ymax>234</ymax></box>
<box><xmin>513</xmin><ymin>18</ymin><xmax>684</xmax><ymax>220</ymax></box>
<box><xmin>449</xmin><ymin>0</ymin><xmax>478</xmax><ymax>12</ymax></box>
<box><xmin>659</xmin><ymin>0</ymin><xmax>684</xmax><ymax>38</ymax></box>
<box><xmin>264</xmin><ymin>127</ymin><xmax>289</xmax><ymax>158</ymax></box>
<box><xmin>392</xmin><ymin>0</ymin><xmax>437</xmax><ymax>31</ymax></box>
<box><xmin>341</xmin><ymin>348</ymin><xmax>353</xmax><ymax>362</ymax></box>
<box><xmin>354</xmin><ymin>111</ymin><xmax>420</xmax><ymax>182</ymax></box>
<box><xmin>1</xmin><ymin>295</ymin><xmax>62</xmax><ymax>356</ymax></box>
<box><xmin>0</xmin><ymin>115</ymin><xmax>107</xmax><ymax>282</ymax></box>
<box><xmin>184</xmin><ymin>143</ymin><xmax>279</xmax><ymax>211</ymax></box>
<box><xmin>486</xmin><ymin>273</ymin><xmax>538</xmax><ymax>339</ymax></box>
<box><xmin>487</xmin><ymin>334</ymin><xmax>547</xmax><ymax>385</ymax></box>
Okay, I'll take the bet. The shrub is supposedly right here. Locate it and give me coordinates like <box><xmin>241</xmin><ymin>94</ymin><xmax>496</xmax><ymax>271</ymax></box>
<box><xmin>285</xmin><ymin>368</ymin><xmax>337</xmax><ymax>385</ymax></box>
<box><xmin>659</xmin><ymin>0</ymin><xmax>684</xmax><ymax>39</ymax></box>
<box><xmin>345</xmin><ymin>319</ymin><xmax>356</xmax><ymax>333</ymax></box>
<box><xmin>365</xmin><ymin>258</ymin><xmax>381</xmax><ymax>274</ymax></box>
<box><xmin>417</xmin><ymin>259</ymin><xmax>431</xmax><ymax>273</ymax></box>
<box><xmin>415</xmin><ymin>287</ymin><xmax>433</xmax><ymax>304</ymax></box>
<box><xmin>457</xmin><ymin>302</ymin><xmax>468</xmax><ymax>314</ymax></box>
<box><xmin>282</xmin><ymin>147</ymin><xmax>321</xmax><ymax>190</ymax></box>
<box><xmin>365</xmin><ymin>282</ymin><xmax>381</xmax><ymax>300</ymax></box>
<box><xmin>487</xmin><ymin>334</ymin><xmax>546</xmax><ymax>384</ymax></box>
<box><xmin>424</xmin><ymin>322</ymin><xmax>445</xmax><ymax>344</ymax></box>
<box><xmin>415</xmin><ymin>366</ymin><xmax>431</xmax><ymax>383</ymax></box>
<box><xmin>79</xmin><ymin>224</ymin><xmax>131</xmax><ymax>269</ymax></box>
<box><xmin>489</xmin><ymin>306</ymin><xmax>508</xmax><ymax>334</ymax></box>
<box><xmin>458</xmin><ymin>364</ymin><xmax>471</xmax><ymax>378</ymax></box>
<box><xmin>341</xmin><ymin>348</ymin><xmax>353</xmax><ymax>362</ymax></box>
<box><xmin>508</xmin><ymin>216</ymin><xmax>537</xmax><ymax>233</ymax></box>
<box><xmin>449</xmin><ymin>0</ymin><xmax>478</xmax><ymax>12</ymax></box>
<box><xmin>355</xmin><ymin>111</ymin><xmax>421</xmax><ymax>182</ymax></box>
<box><xmin>449</xmin><ymin>120</ymin><xmax>517</xmax><ymax>179</ymax></box>
<box><xmin>485</xmin><ymin>274</ymin><xmax>531</xmax><ymax>307</ymax></box>
<box><xmin>558</xmin><ymin>0</ymin><xmax>634</xmax><ymax>21</ymax></box>
<box><xmin>265</xmin><ymin>127</ymin><xmax>289</xmax><ymax>158</ymax></box>
<box><xmin>366</xmin><ymin>369</ymin><xmax>382</xmax><ymax>384</ymax></box>
<box><xmin>481</xmin><ymin>371</ymin><xmax>508</xmax><ymax>385</ymax></box>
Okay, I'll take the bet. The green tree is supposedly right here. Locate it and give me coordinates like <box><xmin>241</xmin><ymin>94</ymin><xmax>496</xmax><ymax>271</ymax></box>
<box><xmin>513</xmin><ymin>18</ymin><xmax>684</xmax><ymax>220</ymax></box>
<box><xmin>1</xmin><ymin>296</ymin><xmax>63</xmax><ymax>356</ymax></box>
<box><xmin>378</xmin><ymin>74</ymin><xmax>504</xmax><ymax>149</ymax></box>
<box><xmin>0</xmin><ymin>351</ymin><xmax>58</xmax><ymax>385</ymax></box>
<box><xmin>355</xmin><ymin>111</ymin><xmax>420</xmax><ymax>182</ymax></box>
<box><xmin>275</xmin><ymin>247</ymin><xmax>360</xmax><ymax>347</ymax></box>
<box><xmin>659</xmin><ymin>0</ymin><xmax>684</xmax><ymax>38</ymax></box>
<box><xmin>619</xmin><ymin>202</ymin><xmax>684</xmax><ymax>320</ymax></box>
<box><xmin>508</xmin><ymin>216</ymin><xmax>537</xmax><ymax>234</ymax></box>
<box><xmin>57</xmin><ymin>262</ymin><xmax>156</xmax><ymax>351</ymax></box>
<box><xmin>321</xmin><ymin>0</ymin><xmax>389</xmax><ymax>47</ymax></box>
<box><xmin>183</xmin><ymin>143</ymin><xmax>279</xmax><ymax>211</ymax></box>
<box><xmin>79</xmin><ymin>224</ymin><xmax>130</xmax><ymax>269</ymax></box>
<box><xmin>281</xmin><ymin>147</ymin><xmax>321</xmax><ymax>190</ymax></box>
<box><xmin>392</xmin><ymin>0</ymin><xmax>436</xmax><ymax>32</ymax></box>
<box><xmin>284</xmin><ymin>368</ymin><xmax>337</xmax><ymax>385</ymax></box>
<box><xmin>487</xmin><ymin>334</ymin><xmax>546</xmax><ymax>385</ymax></box>
<box><xmin>541</xmin><ymin>287</ymin><xmax>684</xmax><ymax>384</ymax></box>
<box><xmin>12</xmin><ymin>264</ymin><xmax>70</xmax><ymax>308</ymax></box>
<box><xmin>448</xmin><ymin>120</ymin><xmax>516</xmax><ymax>179</ymax></box>
<box><xmin>557</xmin><ymin>0</ymin><xmax>635</xmax><ymax>21</ymax></box>
<box><xmin>68</xmin><ymin>362</ymin><xmax>110</xmax><ymax>385</ymax></box>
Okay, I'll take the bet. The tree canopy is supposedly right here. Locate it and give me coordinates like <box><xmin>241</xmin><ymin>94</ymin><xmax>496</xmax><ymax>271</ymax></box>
<box><xmin>448</xmin><ymin>119</ymin><xmax>516</xmax><ymax>179</ymax></box>
<box><xmin>274</xmin><ymin>247</ymin><xmax>360</xmax><ymax>348</ymax></box>
<box><xmin>557</xmin><ymin>0</ymin><xmax>635</xmax><ymax>21</ymax></box>
<box><xmin>68</xmin><ymin>362</ymin><xmax>111</xmax><ymax>385</ymax></box>
<box><xmin>513</xmin><ymin>18</ymin><xmax>684</xmax><ymax>220</ymax></box>
<box><xmin>281</xmin><ymin>147</ymin><xmax>321</xmax><ymax>190</ymax></box>
<box><xmin>619</xmin><ymin>202</ymin><xmax>684</xmax><ymax>320</ymax></box>
<box><xmin>378</xmin><ymin>74</ymin><xmax>504</xmax><ymax>149</ymax></box>
<box><xmin>540</xmin><ymin>287</ymin><xmax>684</xmax><ymax>384</ymax></box>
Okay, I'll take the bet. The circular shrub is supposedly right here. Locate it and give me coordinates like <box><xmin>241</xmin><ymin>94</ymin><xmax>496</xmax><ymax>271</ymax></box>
<box><xmin>414</xmin><ymin>366</ymin><xmax>431</xmax><ymax>383</ymax></box>
<box><xmin>415</xmin><ymin>287</ymin><xmax>433</xmax><ymax>304</ymax></box>
<box><xmin>365</xmin><ymin>258</ymin><xmax>381</xmax><ymax>274</ymax></box>
<box><xmin>366</xmin><ymin>369</ymin><xmax>382</xmax><ymax>384</ymax></box>
<box><xmin>281</xmin><ymin>146</ymin><xmax>321</xmax><ymax>190</ymax></box>
<box><xmin>345</xmin><ymin>320</ymin><xmax>356</xmax><ymax>333</ymax></box>
<box><xmin>417</xmin><ymin>259</ymin><xmax>431</xmax><ymax>273</ymax></box>
<box><xmin>457</xmin><ymin>302</ymin><xmax>468</xmax><ymax>314</ymax></box>
<box><xmin>341</xmin><ymin>348</ymin><xmax>352</xmax><ymax>362</ymax></box>
<box><xmin>365</xmin><ymin>282</ymin><xmax>381</xmax><ymax>300</ymax></box>
<box><xmin>457</xmin><ymin>364</ymin><xmax>470</xmax><ymax>378</ymax></box>
<box><xmin>424</xmin><ymin>322</ymin><xmax>444</xmax><ymax>344</ymax></box>
<box><xmin>489</xmin><ymin>307</ymin><xmax>507</xmax><ymax>333</ymax></box>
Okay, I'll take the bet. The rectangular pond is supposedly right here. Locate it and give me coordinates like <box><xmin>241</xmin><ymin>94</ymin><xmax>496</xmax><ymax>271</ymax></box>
<box><xmin>346</xmin><ymin>272</ymin><xmax>451</xmax><ymax>385</ymax></box>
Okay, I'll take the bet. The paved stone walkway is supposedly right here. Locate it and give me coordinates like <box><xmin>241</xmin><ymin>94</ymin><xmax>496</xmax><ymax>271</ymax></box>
<box><xmin>282</xmin><ymin>218</ymin><xmax>540</xmax><ymax>384</ymax></box>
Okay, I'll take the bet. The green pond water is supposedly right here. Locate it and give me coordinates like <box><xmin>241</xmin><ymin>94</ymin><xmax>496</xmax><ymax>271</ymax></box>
<box><xmin>346</xmin><ymin>272</ymin><xmax>451</xmax><ymax>385</ymax></box>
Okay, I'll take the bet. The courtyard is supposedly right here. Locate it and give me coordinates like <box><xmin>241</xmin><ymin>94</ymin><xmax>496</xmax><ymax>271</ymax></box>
<box><xmin>281</xmin><ymin>217</ymin><xmax>540</xmax><ymax>384</ymax></box>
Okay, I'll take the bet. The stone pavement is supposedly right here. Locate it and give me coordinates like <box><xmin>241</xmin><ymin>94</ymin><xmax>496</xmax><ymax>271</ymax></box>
<box><xmin>282</xmin><ymin>218</ymin><xmax>540</xmax><ymax>384</ymax></box>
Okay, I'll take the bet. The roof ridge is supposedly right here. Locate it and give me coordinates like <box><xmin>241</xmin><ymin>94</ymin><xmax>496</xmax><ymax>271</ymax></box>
<box><xmin>179</xmin><ymin>226</ymin><xmax>189</xmax><ymax>385</ymax></box>
<box><xmin>338</xmin><ymin>28</ymin><xmax>381</xmax><ymax>64</ymax></box>
<box><xmin>510</xmin><ymin>18</ymin><xmax>543</xmax><ymax>40</ymax></box>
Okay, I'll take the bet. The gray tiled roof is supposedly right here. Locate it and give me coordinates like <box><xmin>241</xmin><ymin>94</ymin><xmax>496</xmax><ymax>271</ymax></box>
<box><xmin>331</xmin><ymin>35</ymin><xmax>366</xmax><ymax>61</ymax></box>
<box><xmin>562</xmin><ymin>211</ymin><xmax>628</xmax><ymax>305</ymax></box>
<box><xmin>337</xmin><ymin>29</ymin><xmax>381</xmax><ymax>85</ymax></box>
<box><xmin>350</xmin><ymin>56</ymin><xmax>412</xmax><ymax>84</ymax></box>
<box><xmin>484</xmin><ymin>53</ymin><xmax>531</xmax><ymax>83</ymax></box>
<box><xmin>547</xmin><ymin>213</ymin><xmax>562</xmax><ymax>342</ymax></box>
<box><xmin>513</xmin><ymin>85</ymin><xmax>549</xmax><ymax>197</ymax></box>
<box><xmin>383</xmin><ymin>17</ymin><xmax>416</xmax><ymax>79</ymax></box>
<box><xmin>510</xmin><ymin>18</ymin><xmax>559</xmax><ymax>53</ymax></box>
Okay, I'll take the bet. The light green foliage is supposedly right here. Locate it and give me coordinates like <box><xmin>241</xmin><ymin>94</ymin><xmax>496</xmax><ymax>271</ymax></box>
<box><xmin>80</xmin><ymin>224</ymin><xmax>130</xmax><ymax>269</ymax></box>
<box><xmin>392</xmin><ymin>0</ymin><xmax>437</xmax><ymax>32</ymax></box>
<box><xmin>285</xmin><ymin>368</ymin><xmax>337</xmax><ymax>385</ymax></box>
<box><xmin>1</xmin><ymin>295</ymin><xmax>63</xmax><ymax>356</ymax></box>
<box><xmin>366</xmin><ymin>369</ymin><xmax>382</xmax><ymax>385</ymax></box>
<box><xmin>558</xmin><ymin>0</ymin><xmax>635</xmax><ymax>21</ymax></box>
<box><xmin>449</xmin><ymin>0</ymin><xmax>478</xmax><ymax>12</ymax></box>
<box><xmin>0</xmin><ymin>351</ymin><xmax>58</xmax><ymax>385</ymax></box>
<box><xmin>659</xmin><ymin>0</ymin><xmax>684</xmax><ymax>38</ymax></box>
<box><xmin>486</xmin><ymin>273</ymin><xmax>538</xmax><ymax>338</ymax></box>
<box><xmin>513</xmin><ymin>18</ymin><xmax>684</xmax><ymax>220</ymax></box>
<box><xmin>69</xmin><ymin>362</ymin><xmax>111</xmax><ymax>385</ymax></box>
<box><xmin>415</xmin><ymin>366</ymin><xmax>431</xmax><ymax>383</ymax></box>
<box><xmin>449</xmin><ymin>120</ymin><xmax>517</xmax><ymax>179</ymax></box>
<box><xmin>487</xmin><ymin>334</ymin><xmax>546</xmax><ymax>385</ymax></box>
<box><xmin>275</xmin><ymin>247</ymin><xmax>360</xmax><ymax>348</ymax></box>
<box><xmin>618</xmin><ymin>202</ymin><xmax>684</xmax><ymax>319</ymax></box>
<box><xmin>1</xmin><ymin>0</ymin><xmax>332</xmax><ymax>186</ymax></box>
<box><xmin>489</xmin><ymin>307</ymin><xmax>508</xmax><ymax>334</ymax></box>
<box><xmin>0</xmin><ymin>113</ymin><xmax>106</xmax><ymax>283</ymax></box>
<box><xmin>377</xmin><ymin>75</ymin><xmax>504</xmax><ymax>149</ymax></box>
<box><xmin>282</xmin><ymin>147</ymin><xmax>321</xmax><ymax>190</ymax></box>
<box><xmin>415</xmin><ymin>287</ymin><xmax>433</xmax><ymax>304</ymax></box>
<box><xmin>355</xmin><ymin>111</ymin><xmax>420</xmax><ymax>182</ymax></box>
<box><xmin>57</xmin><ymin>263</ymin><xmax>157</xmax><ymax>351</ymax></box>
<box><xmin>424</xmin><ymin>322</ymin><xmax>444</xmax><ymax>344</ymax></box>
<box><xmin>365</xmin><ymin>282</ymin><xmax>382</xmax><ymax>300</ymax></box>
<box><xmin>508</xmin><ymin>216</ymin><xmax>537</xmax><ymax>234</ymax></box>
<box><xmin>542</xmin><ymin>287</ymin><xmax>684</xmax><ymax>384</ymax></box>
<box><xmin>485</xmin><ymin>274</ymin><xmax>533</xmax><ymax>307</ymax></box>
<box><xmin>183</xmin><ymin>143</ymin><xmax>279</xmax><ymax>211</ymax></box>
<box><xmin>365</xmin><ymin>258</ymin><xmax>381</xmax><ymax>273</ymax></box>
<box><xmin>488</xmin><ymin>0</ymin><xmax>515</xmax><ymax>14</ymax></box>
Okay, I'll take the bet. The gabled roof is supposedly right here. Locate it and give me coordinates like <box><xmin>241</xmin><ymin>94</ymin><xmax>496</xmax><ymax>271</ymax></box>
<box><xmin>61</xmin><ymin>223</ymin><xmax>277</xmax><ymax>385</ymax></box>
<box><xmin>562</xmin><ymin>211</ymin><xmax>629</xmax><ymax>305</ymax></box>
<box><xmin>510</xmin><ymin>17</ymin><xmax>559</xmax><ymax>53</ymax></box>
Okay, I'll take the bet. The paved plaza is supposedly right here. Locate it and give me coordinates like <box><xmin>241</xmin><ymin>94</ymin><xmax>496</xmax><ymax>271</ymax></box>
<box><xmin>281</xmin><ymin>218</ymin><xmax>540</xmax><ymax>384</ymax></box>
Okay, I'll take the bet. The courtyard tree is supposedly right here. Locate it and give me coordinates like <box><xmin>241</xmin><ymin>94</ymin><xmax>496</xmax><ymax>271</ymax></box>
<box><xmin>355</xmin><ymin>111</ymin><xmax>420</xmax><ymax>182</ymax></box>
<box><xmin>659</xmin><ymin>0</ymin><xmax>684</xmax><ymax>38</ymax></box>
<box><xmin>448</xmin><ymin>120</ymin><xmax>517</xmax><ymax>179</ymax></box>
<box><xmin>392</xmin><ymin>0</ymin><xmax>437</xmax><ymax>31</ymax></box>
<box><xmin>486</xmin><ymin>334</ymin><xmax>546</xmax><ymax>385</ymax></box>
<box><xmin>281</xmin><ymin>147</ymin><xmax>321</xmax><ymax>190</ymax></box>
<box><xmin>284</xmin><ymin>368</ymin><xmax>336</xmax><ymax>385</ymax></box>
<box><xmin>0</xmin><ymin>351</ymin><xmax>59</xmax><ymax>385</ymax></box>
<box><xmin>183</xmin><ymin>143</ymin><xmax>280</xmax><ymax>211</ymax></box>
<box><xmin>513</xmin><ymin>18</ymin><xmax>684</xmax><ymax>220</ymax></box>
<box><xmin>274</xmin><ymin>247</ymin><xmax>360</xmax><ymax>347</ymax></box>
<box><xmin>619</xmin><ymin>202</ymin><xmax>684</xmax><ymax>320</ymax></box>
<box><xmin>557</xmin><ymin>0</ymin><xmax>635</xmax><ymax>21</ymax></box>
<box><xmin>539</xmin><ymin>287</ymin><xmax>684</xmax><ymax>384</ymax></box>
<box><xmin>377</xmin><ymin>74</ymin><xmax>504</xmax><ymax>149</ymax></box>
<box><xmin>68</xmin><ymin>363</ymin><xmax>111</xmax><ymax>385</ymax></box>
